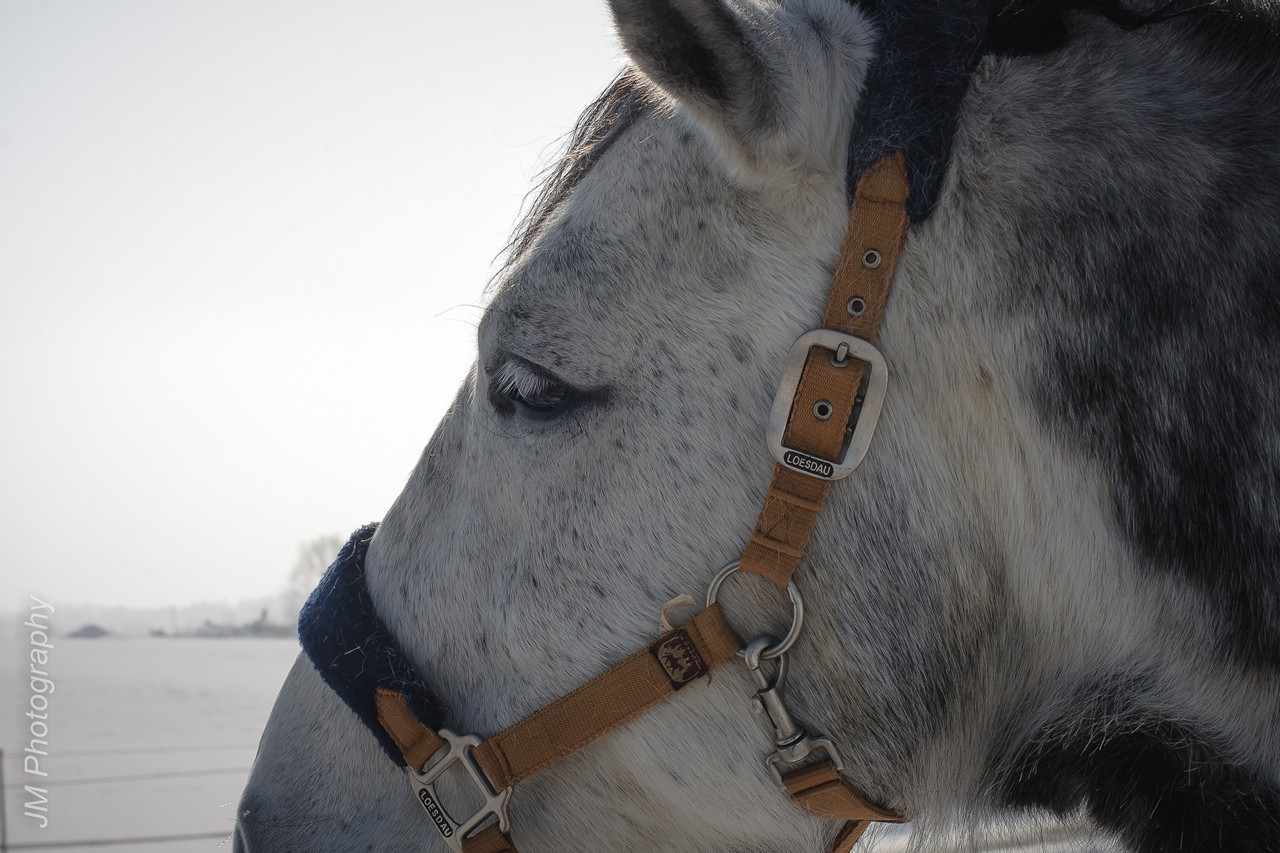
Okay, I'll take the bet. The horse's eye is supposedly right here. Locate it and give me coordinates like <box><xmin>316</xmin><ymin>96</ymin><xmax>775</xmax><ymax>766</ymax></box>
<box><xmin>488</xmin><ymin>358</ymin><xmax>572</xmax><ymax>417</ymax></box>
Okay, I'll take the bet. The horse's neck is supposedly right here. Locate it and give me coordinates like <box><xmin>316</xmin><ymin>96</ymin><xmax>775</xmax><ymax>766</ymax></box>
<box><xmin>850</xmin><ymin>16</ymin><xmax>1280</xmax><ymax>811</ymax></box>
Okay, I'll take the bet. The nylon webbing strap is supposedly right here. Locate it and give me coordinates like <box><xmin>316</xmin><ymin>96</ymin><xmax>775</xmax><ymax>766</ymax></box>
<box><xmin>783</xmin><ymin>761</ymin><xmax>906</xmax><ymax>852</ymax></box>
<box><xmin>374</xmin><ymin>688</ymin><xmax>446</xmax><ymax>771</ymax></box>
<box><xmin>374</xmin><ymin>605</ymin><xmax>742</xmax><ymax>850</ymax></box>
<box><xmin>741</xmin><ymin>152</ymin><xmax>910</xmax><ymax>588</ymax></box>
<box><xmin>784</xmin><ymin>761</ymin><xmax>904</xmax><ymax>821</ymax></box>
<box><xmin>474</xmin><ymin>604</ymin><xmax>742</xmax><ymax>788</ymax></box>
<box><xmin>457</xmin><ymin>824</ymin><xmax>518</xmax><ymax>853</ymax></box>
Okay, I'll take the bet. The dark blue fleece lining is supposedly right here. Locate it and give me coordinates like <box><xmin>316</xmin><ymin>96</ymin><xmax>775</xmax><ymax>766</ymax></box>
<box><xmin>298</xmin><ymin>524</ymin><xmax>449</xmax><ymax>767</ymax></box>
<box><xmin>849</xmin><ymin>0</ymin><xmax>996</xmax><ymax>220</ymax></box>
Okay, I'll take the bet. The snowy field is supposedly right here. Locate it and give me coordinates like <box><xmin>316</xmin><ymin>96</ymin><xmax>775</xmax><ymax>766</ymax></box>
<box><xmin>1</xmin><ymin>636</ymin><xmax>298</xmax><ymax>852</ymax></box>
<box><xmin>1</xmin><ymin>635</ymin><xmax>1119</xmax><ymax>852</ymax></box>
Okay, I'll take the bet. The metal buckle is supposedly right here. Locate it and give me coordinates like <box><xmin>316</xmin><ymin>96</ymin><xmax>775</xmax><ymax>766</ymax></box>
<box><xmin>408</xmin><ymin>729</ymin><xmax>513</xmax><ymax>852</ymax></box>
<box><xmin>768</xmin><ymin>328</ymin><xmax>888</xmax><ymax>480</ymax></box>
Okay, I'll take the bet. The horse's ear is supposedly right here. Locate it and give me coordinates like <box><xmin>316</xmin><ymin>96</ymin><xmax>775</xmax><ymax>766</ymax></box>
<box><xmin>608</xmin><ymin>0</ymin><xmax>783</xmax><ymax>152</ymax></box>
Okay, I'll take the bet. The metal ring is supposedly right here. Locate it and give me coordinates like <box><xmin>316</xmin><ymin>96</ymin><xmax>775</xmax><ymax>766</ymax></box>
<box><xmin>705</xmin><ymin>560</ymin><xmax>805</xmax><ymax>660</ymax></box>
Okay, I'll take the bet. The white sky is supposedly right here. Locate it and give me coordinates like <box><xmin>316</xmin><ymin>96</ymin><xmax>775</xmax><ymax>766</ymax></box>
<box><xmin>0</xmin><ymin>0</ymin><xmax>623</xmax><ymax>608</ymax></box>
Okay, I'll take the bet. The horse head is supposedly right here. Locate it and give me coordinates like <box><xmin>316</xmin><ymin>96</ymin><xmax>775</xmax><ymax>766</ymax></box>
<box><xmin>235</xmin><ymin>1</ymin><xmax>1280</xmax><ymax>850</ymax></box>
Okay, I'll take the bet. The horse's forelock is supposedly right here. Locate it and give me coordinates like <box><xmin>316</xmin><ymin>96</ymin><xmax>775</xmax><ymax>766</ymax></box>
<box><xmin>498</xmin><ymin>69</ymin><xmax>654</xmax><ymax>280</ymax></box>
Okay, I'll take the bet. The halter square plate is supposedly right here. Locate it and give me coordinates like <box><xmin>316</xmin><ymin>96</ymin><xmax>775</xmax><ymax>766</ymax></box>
<box><xmin>408</xmin><ymin>729</ymin><xmax>513</xmax><ymax>851</ymax></box>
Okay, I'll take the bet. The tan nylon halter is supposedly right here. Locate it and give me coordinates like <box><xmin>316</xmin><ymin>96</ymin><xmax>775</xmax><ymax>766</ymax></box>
<box><xmin>374</xmin><ymin>151</ymin><xmax>912</xmax><ymax>853</ymax></box>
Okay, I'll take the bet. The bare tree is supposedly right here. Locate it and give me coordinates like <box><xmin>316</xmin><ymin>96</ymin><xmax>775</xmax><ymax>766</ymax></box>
<box><xmin>280</xmin><ymin>534</ymin><xmax>345</xmax><ymax>626</ymax></box>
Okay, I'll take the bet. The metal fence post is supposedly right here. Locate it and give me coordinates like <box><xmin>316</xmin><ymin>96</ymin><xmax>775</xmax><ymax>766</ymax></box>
<box><xmin>1</xmin><ymin>747</ymin><xmax>9</xmax><ymax>852</ymax></box>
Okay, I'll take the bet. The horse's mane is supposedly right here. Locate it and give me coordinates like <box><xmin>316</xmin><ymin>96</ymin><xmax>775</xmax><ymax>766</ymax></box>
<box><xmin>500</xmin><ymin>0</ymin><xmax>1255</xmax><ymax>276</ymax></box>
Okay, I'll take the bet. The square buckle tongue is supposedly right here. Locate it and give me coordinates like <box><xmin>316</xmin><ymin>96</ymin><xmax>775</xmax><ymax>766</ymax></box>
<box><xmin>409</xmin><ymin>729</ymin><xmax>513</xmax><ymax>851</ymax></box>
<box><xmin>767</xmin><ymin>329</ymin><xmax>888</xmax><ymax>480</ymax></box>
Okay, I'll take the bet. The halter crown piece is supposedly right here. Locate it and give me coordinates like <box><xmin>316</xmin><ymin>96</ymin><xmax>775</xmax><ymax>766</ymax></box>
<box><xmin>300</xmin><ymin>1</ymin><xmax>995</xmax><ymax>850</ymax></box>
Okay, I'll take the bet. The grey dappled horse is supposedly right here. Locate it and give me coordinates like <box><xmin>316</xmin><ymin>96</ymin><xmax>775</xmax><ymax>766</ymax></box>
<box><xmin>235</xmin><ymin>0</ymin><xmax>1280</xmax><ymax>850</ymax></box>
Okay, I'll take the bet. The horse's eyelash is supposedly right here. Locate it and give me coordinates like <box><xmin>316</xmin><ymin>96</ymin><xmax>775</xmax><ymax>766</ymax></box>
<box><xmin>491</xmin><ymin>361</ymin><xmax>559</xmax><ymax>399</ymax></box>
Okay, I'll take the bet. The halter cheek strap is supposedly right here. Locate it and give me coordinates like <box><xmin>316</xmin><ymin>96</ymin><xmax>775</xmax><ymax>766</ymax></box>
<box><xmin>742</xmin><ymin>153</ymin><xmax>911</xmax><ymax>589</ymax></box>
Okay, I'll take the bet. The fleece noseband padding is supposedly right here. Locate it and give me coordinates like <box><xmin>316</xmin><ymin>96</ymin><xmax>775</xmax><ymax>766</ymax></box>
<box><xmin>298</xmin><ymin>524</ymin><xmax>449</xmax><ymax>767</ymax></box>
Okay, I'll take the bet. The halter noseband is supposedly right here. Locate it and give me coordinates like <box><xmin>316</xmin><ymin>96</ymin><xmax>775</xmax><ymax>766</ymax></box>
<box><xmin>298</xmin><ymin>1</ymin><xmax>994</xmax><ymax>849</ymax></box>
